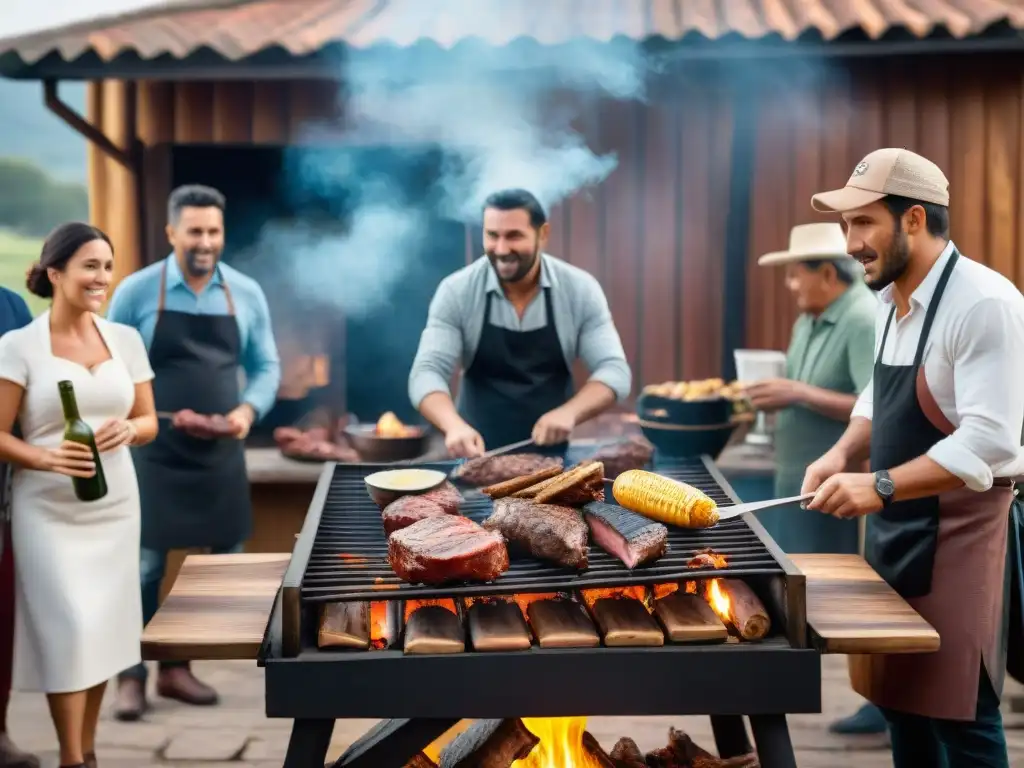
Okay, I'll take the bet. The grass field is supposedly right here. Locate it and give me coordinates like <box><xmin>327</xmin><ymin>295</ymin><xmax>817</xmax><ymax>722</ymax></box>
<box><xmin>0</xmin><ymin>229</ymin><xmax>46</xmax><ymax>317</ymax></box>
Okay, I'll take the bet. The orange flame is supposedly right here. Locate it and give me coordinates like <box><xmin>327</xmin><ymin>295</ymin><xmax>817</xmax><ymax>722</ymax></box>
<box><xmin>706</xmin><ymin>579</ymin><xmax>732</xmax><ymax>625</ymax></box>
<box><xmin>652</xmin><ymin>583</ymin><xmax>679</xmax><ymax>601</ymax></box>
<box><xmin>376</xmin><ymin>411</ymin><xmax>418</xmax><ymax>437</ymax></box>
<box><xmin>684</xmin><ymin>580</ymin><xmax>698</xmax><ymax>595</ymax></box>
<box><xmin>579</xmin><ymin>586</ymin><xmax>647</xmax><ymax>611</ymax></box>
<box><xmin>368</xmin><ymin>602</ymin><xmax>391</xmax><ymax>650</ymax></box>
<box><xmin>513</xmin><ymin>718</ymin><xmax>605</xmax><ymax>768</ymax></box>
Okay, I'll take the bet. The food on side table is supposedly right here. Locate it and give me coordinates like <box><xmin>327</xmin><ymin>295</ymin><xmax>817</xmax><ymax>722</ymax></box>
<box><xmin>612</xmin><ymin>469</ymin><xmax>720</xmax><ymax>528</ymax></box>
<box><xmin>642</xmin><ymin>378</ymin><xmax>745</xmax><ymax>402</ymax></box>
<box><xmin>375</xmin><ymin>411</ymin><xmax>420</xmax><ymax>437</ymax></box>
<box><xmin>171</xmin><ymin>409</ymin><xmax>240</xmax><ymax>439</ymax></box>
<box><xmin>274</xmin><ymin>421</ymin><xmax>359</xmax><ymax>462</ymax></box>
<box><xmin>388</xmin><ymin>514</ymin><xmax>509</xmax><ymax>585</ymax></box>
<box><xmin>449</xmin><ymin>453</ymin><xmax>563</xmax><ymax>487</ymax></box>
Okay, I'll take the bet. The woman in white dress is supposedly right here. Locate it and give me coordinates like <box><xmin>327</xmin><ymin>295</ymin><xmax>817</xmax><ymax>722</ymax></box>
<box><xmin>0</xmin><ymin>223</ymin><xmax>158</xmax><ymax>768</ymax></box>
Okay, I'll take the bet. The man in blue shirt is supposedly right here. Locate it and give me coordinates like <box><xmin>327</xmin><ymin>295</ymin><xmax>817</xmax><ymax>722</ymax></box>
<box><xmin>106</xmin><ymin>185</ymin><xmax>281</xmax><ymax>720</ymax></box>
<box><xmin>0</xmin><ymin>288</ymin><xmax>38</xmax><ymax>767</ymax></box>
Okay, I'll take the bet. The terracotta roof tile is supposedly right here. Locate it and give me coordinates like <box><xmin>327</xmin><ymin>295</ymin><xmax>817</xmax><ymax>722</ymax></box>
<box><xmin>2</xmin><ymin>0</ymin><xmax>1024</xmax><ymax>64</ymax></box>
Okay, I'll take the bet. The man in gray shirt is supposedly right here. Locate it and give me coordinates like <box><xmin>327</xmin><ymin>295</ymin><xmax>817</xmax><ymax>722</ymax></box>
<box><xmin>409</xmin><ymin>189</ymin><xmax>631</xmax><ymax>457</ymax></box>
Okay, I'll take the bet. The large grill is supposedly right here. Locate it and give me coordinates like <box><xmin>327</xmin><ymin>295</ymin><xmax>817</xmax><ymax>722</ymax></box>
<box><xmin>261</xmin><ymin>447</ymin><xmax>820</xmax><ymax>768</ymax></box>
<box><xmin>301</xmin><ymin>455</ymin><xmax>783</xmax><ymax>603</ymax></box>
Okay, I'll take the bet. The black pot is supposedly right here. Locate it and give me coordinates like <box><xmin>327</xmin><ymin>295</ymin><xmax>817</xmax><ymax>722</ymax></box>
<box><xmin>343</xmin><ymin>424</ymin><xmax>431</xmax><ymax>463</ymax></box>
<box><xmin>638</xmin><ymin>419</ymin><xmax>736</xmax><ymax>459</ymax></box>
<box><xmin>636</xmin><ymin>392</ymin><xmax>733</xmax><ymax>427</ymax></box>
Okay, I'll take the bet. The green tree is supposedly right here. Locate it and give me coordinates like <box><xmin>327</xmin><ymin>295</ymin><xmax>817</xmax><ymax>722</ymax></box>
<box><xmin>0</xmin><ymin>157</ymin><xmax>89</xmax><ymax>236</ymax></box>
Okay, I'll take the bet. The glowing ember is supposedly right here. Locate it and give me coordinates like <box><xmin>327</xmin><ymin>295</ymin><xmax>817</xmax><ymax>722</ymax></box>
<box><xmin>337</xmin><ymin>553</ymin><xmax>370</xmax><ymax>563</ymax></box>
<box><xmin>706</xmin><ymin>579</ymin><xmax>732</xmax><ymax>624</ymax></box>
<box><xmin>651</xmin><ymin>583</ymin><xmax>679</xmax><ymax>601</ymax></box>
<box><xmin>514</xmin><ymin>718</ymin><xmax>605</xmax><ymax>768</ymax></box>
<box><xmin>684</xmin><ymin>580</ymin><xmax>698</xmax><ymax>595</ymax></box>
<box><xmin>580</xmin><ymin>586</ymin><xmax>647</xmax><ymax>611</ymax></box>
<box><xmin>368</xmin><ymin>602</ymin><xmax>391</xmax><ymax>650</ymax></box>
<box><xmin>404</xmin><ymin>598</ymin><xmax>457</xmax><ymax>622</ymax></box>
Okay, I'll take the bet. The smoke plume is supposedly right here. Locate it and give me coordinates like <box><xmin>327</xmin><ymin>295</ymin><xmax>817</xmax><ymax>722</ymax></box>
<box><xmin>239</xmin><ymin>38</ymin><xmax>647</xmax><ymax>320</ymax></box>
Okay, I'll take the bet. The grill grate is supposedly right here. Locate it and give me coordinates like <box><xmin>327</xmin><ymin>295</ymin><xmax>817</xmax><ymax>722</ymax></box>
<box><xmin>300</xmin><ymin>452</ymin><xmax>784</xmax><ymax>603</ymax></box>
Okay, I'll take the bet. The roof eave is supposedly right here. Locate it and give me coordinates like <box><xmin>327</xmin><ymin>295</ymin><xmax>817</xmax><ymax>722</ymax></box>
<box><xmin>3</xmin><ymin>26</ymin><xmax>1024</xmax><ymax>82</ymax></box>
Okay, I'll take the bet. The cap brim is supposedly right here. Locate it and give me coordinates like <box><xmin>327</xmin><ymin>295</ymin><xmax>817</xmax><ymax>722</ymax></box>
<box><xmin>757</xmin><ymin>250</ymin><xmax>852</xmax><ymax>267</ymax></box>
<box><xmin>811</xmin><ymin>186</ymin><xmax>886</xmax><ymax>213</ymax></box>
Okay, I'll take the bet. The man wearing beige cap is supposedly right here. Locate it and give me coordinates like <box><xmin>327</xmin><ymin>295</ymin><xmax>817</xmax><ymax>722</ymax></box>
<box><xmin>802</xmin><ymin>147</ymin><xmax>1024</xmax><ymax>767</ymax></box>
<box><xmin>746</xmin><ymin>223</ymin><xmax>876</xmax><ymax>556</ymax></box>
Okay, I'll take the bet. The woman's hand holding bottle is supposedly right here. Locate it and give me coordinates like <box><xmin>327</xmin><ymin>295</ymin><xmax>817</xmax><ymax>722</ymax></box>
<box><xmin>34</xmin><ymin>441</ymin><xmax>96</xmax><ymax>478</ymax></box>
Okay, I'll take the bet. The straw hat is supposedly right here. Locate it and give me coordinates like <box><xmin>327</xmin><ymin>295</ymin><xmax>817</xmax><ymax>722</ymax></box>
<box><xmin>757</xmin><ymin>223</ymin><xmax>851</xmax><ymax>267</ymax></box>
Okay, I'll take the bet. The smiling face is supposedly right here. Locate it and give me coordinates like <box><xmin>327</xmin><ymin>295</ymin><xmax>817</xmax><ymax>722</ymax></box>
<box><xmin>483</xmin><ymin>207</ymin><xmax>548</xmax><ymax>284</ymax></box>
<box><xmin>49</xmin><ymin>238</ymin><xmax>114</xmax><ymax>313</ymax></box>
<box><xmin>167</xmin><ymin>205</ymin><xmax>225</xmax><ymax>278</ymax></box>
<box><xmin>841</xmin><ymin>201</ymin><xmax>913</xmax><ymax>292</ymax></box>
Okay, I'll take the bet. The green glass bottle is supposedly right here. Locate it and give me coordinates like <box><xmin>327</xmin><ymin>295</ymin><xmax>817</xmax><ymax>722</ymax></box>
<box><xmin>58</xmin><ymin>380</ymin><xmax>107</xmax><ymax>502</ymax></box>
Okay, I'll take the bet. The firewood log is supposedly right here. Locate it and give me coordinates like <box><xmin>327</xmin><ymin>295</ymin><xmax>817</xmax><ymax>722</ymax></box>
<box><xmin>714</xmin><ymin>579</ymin><xmax>770</xmax><ymax>640</ymax></box>
<box><xmin>438</xmin><ymin>719</ymin><xmax>539</xmax><ymax>768</ymax></box>
<box><xmin>580</xmin><ymin>731</ymin><xmax>617</xmax><ymax>767</ymax></box>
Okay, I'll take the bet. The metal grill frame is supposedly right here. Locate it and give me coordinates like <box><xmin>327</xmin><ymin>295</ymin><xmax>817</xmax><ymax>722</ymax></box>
<box><xmin>261</xmin><ymin>451</ymin><xmax>819</xmax><ymax>768</ymax></box>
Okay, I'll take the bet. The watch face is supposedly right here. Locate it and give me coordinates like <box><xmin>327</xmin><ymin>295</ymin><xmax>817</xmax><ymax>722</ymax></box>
<box><xmin>877</xmin><ymin>478</ymin><xmax>895</xmax><ymax>496</ymax></box>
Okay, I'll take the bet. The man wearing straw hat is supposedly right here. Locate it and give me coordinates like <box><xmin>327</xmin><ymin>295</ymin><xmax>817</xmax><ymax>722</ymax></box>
<box><xmin>802</xmin><ymin>148</ymin><xmax>1024</xmax><ymax>767</ymax></box>
<box><xmin>745</xmin><ymin>223</ymin><xmax>877</xmax><ymax>554</ymax></box>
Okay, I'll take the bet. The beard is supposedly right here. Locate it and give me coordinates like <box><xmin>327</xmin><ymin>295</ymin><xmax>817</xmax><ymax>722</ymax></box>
<box><xmin>184</xmin><ymin>247</ymin><xmax>220</xmax><ymax>277</ymax></box>
<box><xmin>860</xmin><ymin>229</ymin><xmax>911</xmax><ymax>292</ymax></box>
<box><xmin>487</xmin><ymin>245</ymin><xmax>538</xmax><ymax>284</ymax></box>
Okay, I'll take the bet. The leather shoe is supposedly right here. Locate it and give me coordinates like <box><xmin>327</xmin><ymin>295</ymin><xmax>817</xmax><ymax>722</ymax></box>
<box><xmin>0</xmin><ymin>734</ymin><xmax>39</xmax><ymax>768</ymax></box>
<box><xmin>113</xmin><ymin>677</ymin><xmax>148</xmax><ymax>722</ymax></box>
<box><xmin>156</xmin><ymin>667</ymin><xmax>219</xmax><ymax>706</ymax></box>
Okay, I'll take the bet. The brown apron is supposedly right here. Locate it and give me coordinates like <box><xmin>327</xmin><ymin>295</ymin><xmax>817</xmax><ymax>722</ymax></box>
<box><xmin>850</xmin><ymin>248</ymin><xmax>1015</xmax><ymax>720</ymax></box>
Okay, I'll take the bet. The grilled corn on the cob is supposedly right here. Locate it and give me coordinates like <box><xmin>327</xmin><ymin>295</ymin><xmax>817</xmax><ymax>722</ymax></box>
<box><xmin>611</xmin><ymin>470</ymin><xmax>720</xmax><ymax>528</ymax></box>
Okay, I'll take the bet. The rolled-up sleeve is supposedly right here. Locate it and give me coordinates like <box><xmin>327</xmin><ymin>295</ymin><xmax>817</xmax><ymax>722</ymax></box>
<box><xmin>409</xmin><ymin>279</ymin><xmax>464</xmax><ymax>409</ymax></box>
<box><xmin>575</xmin><ymin>274</ymin><xmax>631</xmax><ymax>402</ymax></box>
<box><xmin>240</xmin><ymin>286</ymin><xmax>282</xmax><ymax>421</ymax></box>
<box><xmin>926</xmin><ymin>298</ymin><xmax>1024</xmax><ymax>491</ymax></box>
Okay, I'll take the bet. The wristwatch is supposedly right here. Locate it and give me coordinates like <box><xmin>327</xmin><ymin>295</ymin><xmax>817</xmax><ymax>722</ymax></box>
<box><xmin>874</xmin><ymin>470</ymin><xmax>895</xmax><ymax>508</ymax></box>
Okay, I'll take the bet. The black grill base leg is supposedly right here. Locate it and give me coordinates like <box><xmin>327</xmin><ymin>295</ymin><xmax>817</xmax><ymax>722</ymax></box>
<box><xmin>283</xmin><ymin>718</ymin><xmax>334</xmax><ymax>768</ymax></box>
<box><xmin>749</xmin><ymin>714</ymin><xmax>797</xmax><ymax>768</ymax></box>
<box><xmin>334</xmin><ymin>718</ymin><xmax>460</xmax><ymax>768</ymax></box>
<box><xmin>710</xmin><ymin>715</ymin><xmax>752</xmax><ymax>757</ymax></box>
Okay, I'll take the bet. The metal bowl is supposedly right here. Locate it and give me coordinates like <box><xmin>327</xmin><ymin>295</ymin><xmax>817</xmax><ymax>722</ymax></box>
<box><xmin>637</xmin><ymin>419</ymin><xmax>737</xmax><ymax>460</ymax></box>
<box><xmin>343</xmin><ymin>423</ymin><xmax>430</xmax><ymax>463</ymax></box>
<box><xmin>363</xmin><ymin>468</ymin><xmax>447</xmax><ymax>509</ymax></box>
<box><xmin>636</xmin><ymin>392</ymin><xmax>734</xmax><ymax>427</ymax></box>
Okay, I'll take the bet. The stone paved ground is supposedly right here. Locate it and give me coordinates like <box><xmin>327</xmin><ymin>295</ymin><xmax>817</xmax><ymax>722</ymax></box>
<box><xmin>8</xmin><ymin>655</ymin><xmax>1024</xmax><ymax>767</ymax></box>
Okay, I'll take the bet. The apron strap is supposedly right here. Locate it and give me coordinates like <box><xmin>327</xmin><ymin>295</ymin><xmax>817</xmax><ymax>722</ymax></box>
<box><xmin>158</xmin><ymin>258</ymin><xmax>237</xmax><ymax>317</ymax></box>
<box><xmin>913</xmin><ymin>248</ymin><xmax>960</xmax><ymax>368</ymax></box>
<box><xmin>877</xmin><ymin>306</ymin><xmax>897</xmax><ymax>365</ymax></box>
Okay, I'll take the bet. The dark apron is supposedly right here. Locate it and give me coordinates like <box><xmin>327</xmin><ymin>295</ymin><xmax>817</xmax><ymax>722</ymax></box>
<box><xmin>866</xmin><ymin>249</ymin><xmax>960</xmax><ymax>599</ymax></box>
<box><xmin>457</xmin><ymin>287</ymin><xmax>574</xmax><ymax>455</ymax></box>
<box><xmin>133</xmin><ymin>261</ymin><xmax>252</xmax><ymax>550</ymax></box>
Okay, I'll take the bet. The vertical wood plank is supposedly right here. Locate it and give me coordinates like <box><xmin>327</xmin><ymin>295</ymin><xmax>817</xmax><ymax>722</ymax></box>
<box><xmin>136</xmin><ymin>80</ymin><xmax>175</xmax><ymax>145</ymax></box>
<box><xmin>213</xmin><ymin>82</ymin><xmax>255</xmax><ymax>143</ymax></box>
<box><xmin>640</xmin><ymin>98</ymin><xmax>680</xmax><ymax>386</ymax></box>
<box><xmin>252</xmin><ymin>81</ymin><xmax>289</xmax><ymax>144</ymax></box>
<box><xmin>287</xmin><ymin>80</ymin><xmax>341</xmax><ymax>143</ymax></box>
<box><xmin>705</xmin><ymin>85</ymin><xmax>733</xmax><ymax>379</ymax></box>
<box><xmin>173</xmin><ymin>82</ymin><xmax>215</xmax><ymax>143</ymax></box>
<box><xmin>985</xmin><ymin>72</ymin><xmax>1019</xmax><ymax>279</ymax></box>
<box><xmin>601</xmin><ymin>99</ymin><xmax>642</xmax><ymax>387</ymax></box>
<box><xmin>949</xmin><ymin>63</ymin><xmax>987</xmax><ymax>261</ymax></box>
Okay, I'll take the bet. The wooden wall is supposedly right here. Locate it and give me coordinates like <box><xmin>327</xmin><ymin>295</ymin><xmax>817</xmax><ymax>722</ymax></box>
<box><xmin>86</xmin><ymin>53</ymin><xmax>1024</xmax><ymax>395</ymax></box>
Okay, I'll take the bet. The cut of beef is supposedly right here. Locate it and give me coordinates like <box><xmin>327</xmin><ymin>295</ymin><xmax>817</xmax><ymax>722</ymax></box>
<box><xmin>587</xmin><ymin>435</ymin><xmax>654</xmax><ymax>479</ymax></box>
<box><xmin>482</xmin><ymin>498</ymin><xmax>589</xmax><ymax>569</ymax></box>
<box><xmin>450</xmin><ymin>453</ymin><xmax>563</xmax><ymax>487</ymax></box>
<box><xmin>381</xmin><ymin>496</ymin><xmax>451</xmax><ymax>536</ymax></box>
<box><xmin>388</xmin><ymin>515</ymin><xmax>510</xmax><ymax>585</ymax></box>
<box><xmin>371</xmin><ymin>480</ymin><xmax>464</xmax><ymax>512</ymax></box>
<box><xmin>584</xmin><ymin>502</ymin><xmax>668</xmax><ymax>568</ymax></box>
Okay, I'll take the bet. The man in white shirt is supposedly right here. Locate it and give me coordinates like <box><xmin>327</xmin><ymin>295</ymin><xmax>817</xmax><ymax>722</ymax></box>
<box><xmin>801</xmin><ymin>147</ymin><xmax>1024</xmax><ymax>768</ymax></box>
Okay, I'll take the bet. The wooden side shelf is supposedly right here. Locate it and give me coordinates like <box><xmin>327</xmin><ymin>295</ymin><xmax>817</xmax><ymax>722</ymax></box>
<box><xmin>791</xmin><ymin>554</ymin><xmax>940</xmax><ymax>654</ymax></box>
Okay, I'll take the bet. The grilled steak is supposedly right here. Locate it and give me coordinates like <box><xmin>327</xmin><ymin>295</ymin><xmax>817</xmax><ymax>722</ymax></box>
<box><xmin>370</xmin><ymin>480</ymin><xmax>464</xmax><ymax>512</ymax></box>
<box><xmin>585</xmin><ymin>502</ymin><xmax>668</xmax><ymax>568</ymax></box>
<box><xmin>171</xmin><ymin>409</ymin><xmax>239</xmax><ymax>439</ymax></box>
<box><xmin>388</xmin><ymin>515</ymin><xmax>509</xmax><ymax>585</ymax></box>
<box><xmin>588</xmin><ymin>435</ymin><xmax>654</xmax><ymax>479</ymax></box>
<box><xmin>381</xmin><ymin>496</ymin><xmax>451</xmax><ymax>536</ymax></box>
<box><xmin>482</xmin><ymin>498</ymin><xmax>588</xmax><ymax>569</ymax></box>
<box><xmin>451</xmin><ymin>453</ymin><xmax>563</xmax><ymax>487</ymax></box>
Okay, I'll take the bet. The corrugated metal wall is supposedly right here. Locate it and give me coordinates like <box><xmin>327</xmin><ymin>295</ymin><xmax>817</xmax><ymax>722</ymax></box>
<box><xmin>87</xmin><ymin>53</ymin><xmax>1024</xmax><ymax>395</ymax></box>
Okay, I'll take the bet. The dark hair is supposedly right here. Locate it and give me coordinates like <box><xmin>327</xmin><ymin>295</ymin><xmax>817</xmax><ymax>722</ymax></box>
<box><xmin>881</xmin><ymin>194</ymin><xmax>950</xmax><ymax>238</ymax></box>
<box><xmin>27</xmin><ymin>222</ymin><xmax>112</xmax><ymax>299</ymax></box>
<box><xmin>801</xmin><ymin>258</ymin><xmax>861</xmax><ymax>286</ymax></box>
<box><xmin>482</xmin><ymin>189</ymin><xmax>547</xmax><ymax>229</ymax></box>
<box><xmin>168</xmin><ymin>184</ymin><xmax>226</xmax><ymax>226</ymax></box>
